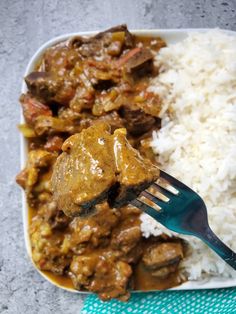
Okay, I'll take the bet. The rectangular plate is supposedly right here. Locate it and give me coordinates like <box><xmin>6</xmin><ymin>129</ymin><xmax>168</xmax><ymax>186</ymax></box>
<box><xmin>20</xmin><ymin>28</ymin><xmax>236</xmax><ymax>293</ymax></box>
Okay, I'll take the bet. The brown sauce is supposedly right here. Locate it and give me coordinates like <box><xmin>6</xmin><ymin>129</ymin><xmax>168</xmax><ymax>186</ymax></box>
<box><xmin>42</xmin><ymin>271</ymin><xmax>75</xmax><ymax>290</ymax></box>
<box><xmin>133</xmin><ymin>263</ymin><xmax>182</xmax><ymax>291</ymax></box>
<box><xmin>18</xmin><ymin>25</ymin><xmax>185</xmax><ymax>301</ymax></box>
<box><xmin>28</xmin><ymin>202</ymin><xmax>184</xmax><ymax>292</ymax></box>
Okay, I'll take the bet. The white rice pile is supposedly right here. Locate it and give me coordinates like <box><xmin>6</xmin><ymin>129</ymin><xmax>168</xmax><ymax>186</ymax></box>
<box><xmin>140</xmin><ymin>31</ymin><xmax>236</xmax><ymax>280</ymax></box>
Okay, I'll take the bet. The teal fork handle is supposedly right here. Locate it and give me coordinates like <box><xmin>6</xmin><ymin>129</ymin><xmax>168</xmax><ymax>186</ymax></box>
<box><xmin>199</xmin><ymin>227</ymin><xmax>236</xmax><ymax>270</ymax></box>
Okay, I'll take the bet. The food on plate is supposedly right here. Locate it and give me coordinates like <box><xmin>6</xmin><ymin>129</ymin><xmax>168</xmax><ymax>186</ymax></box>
<box><xmin>142</xmin><ymin>242</ymin><xmax>184</xmax><ymax>271</ymax></box>
<box><xmin>51</xmin><ymin>122</ymin><xmax>159</xmax><ymax>217</ymax></box>
<box><xmin>17</xmin><ymin>25</ymin><xmax>236</xmax><ymax>300</ymax></box>
<box><xmin>17</xmin><ymin>25</ymin><xmax>185</xmax><ymax>300</ymax></box>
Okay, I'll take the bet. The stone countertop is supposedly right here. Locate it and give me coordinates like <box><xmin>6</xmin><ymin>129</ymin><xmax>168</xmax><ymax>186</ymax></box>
<box><xmin>0</xmin><ymin>0</ymin><xmax>235</xmax><ymax>313</ymax></box>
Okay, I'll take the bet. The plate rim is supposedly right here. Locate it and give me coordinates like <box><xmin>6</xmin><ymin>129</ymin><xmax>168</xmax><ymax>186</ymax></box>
<box><xmin>20</xmin><ymin>28</ymin><xmax>236</xmax><ymax>293</ymax></box>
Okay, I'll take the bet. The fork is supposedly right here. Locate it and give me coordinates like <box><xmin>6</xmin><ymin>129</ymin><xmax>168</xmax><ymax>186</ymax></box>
<box><xmin>131</xmin><ymin>170</ymin><xmax>236</xmax><ymax>270</ymax></box>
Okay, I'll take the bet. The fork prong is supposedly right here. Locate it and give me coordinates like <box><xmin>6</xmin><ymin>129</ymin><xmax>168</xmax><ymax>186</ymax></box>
<box><xmin>156</xmin><ymin>177</ymin><xmax>179</xmax><ymax>195</ymax></box>
<box><xmin>152</xmin><ymin>182</ymin><xmax>176</xmax><ymax>199</ymax></box>
<box><xmin>160</xmin><ymin>170</ymin><xmax>192</xmax><ymax>192</ymax></box>
<box><xmin>131</xmin><ymin>199</ymin><xmax>163</xmax><ymax>219</ymax></box>
<box><xmin>141</xmin><ymin>190</ymin><xmax>169</xmax><ymax>208</ymax></box>
<box><xmin>147</xmin><ymin>186</ymin><xmax>169</xmax><ymax>202</ymax></box>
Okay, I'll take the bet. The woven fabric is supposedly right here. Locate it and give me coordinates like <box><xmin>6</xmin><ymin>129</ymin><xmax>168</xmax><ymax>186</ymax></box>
<box><xmin>82</xmin><ymin>288</ymin><xmax>236</xmax><ymax>314</ymax></box>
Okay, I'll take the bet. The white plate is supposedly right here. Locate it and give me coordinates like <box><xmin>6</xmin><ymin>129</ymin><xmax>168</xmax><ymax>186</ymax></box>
<box><xmin>20</xmin><ymin>28</ymin><xmax>236</xmax><ymax>293</ymax></box>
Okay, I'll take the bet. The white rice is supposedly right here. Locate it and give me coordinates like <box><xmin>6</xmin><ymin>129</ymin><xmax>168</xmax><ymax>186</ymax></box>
<box><xmin>140</xmin><ymin>31</ymin><xmax>236</xmax><ymax>280</ymax></box>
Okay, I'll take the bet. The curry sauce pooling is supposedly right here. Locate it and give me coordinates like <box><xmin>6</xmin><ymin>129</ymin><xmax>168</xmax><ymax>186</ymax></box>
<box><xmin>16</xmin><ymin>25</ymin><xmax>185</xmax><ymax>301</ymax></box>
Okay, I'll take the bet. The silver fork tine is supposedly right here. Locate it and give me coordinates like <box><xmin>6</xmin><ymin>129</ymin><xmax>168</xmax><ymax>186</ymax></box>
<box><xmin>152</xmin><ymin>182</ymin><xmax>176</xmax><ymax>199</ymax></box>
<box><xmin>131</xmin><ymin>199</ymin><xmax>163</xmax><ymax>218</ymax></box>
<box><xmin>141</xmin><ymin>190</ymin><xmax>168</xmax><ymax>208</ymax></box>
<box><xmin>160</xmin><ymin>170</ymin><xmax>190</xmax><ymax>191</ymax></box>
<box><xmin>155</xmin><ymin>177</ymin><xmax>179</xmax><ymax>195</ymax></box>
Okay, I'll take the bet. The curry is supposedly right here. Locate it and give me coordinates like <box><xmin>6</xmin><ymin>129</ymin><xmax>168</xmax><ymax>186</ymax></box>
<box><xmin>16</xmin><ymin>25</ymin><xmax>185</xmax><ymax>301</ymax></box>
<box><xmin>51</xmin><ymin>122</ymin><xmax>160</xmax><ymax>217</ymax></box>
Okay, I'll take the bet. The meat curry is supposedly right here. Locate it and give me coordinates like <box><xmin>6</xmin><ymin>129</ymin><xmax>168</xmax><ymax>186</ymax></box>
<box><xmin>51</xmin><ymin>122</ymin><xmax>160</xmax><ymax>217</ymax></box>
<box><xmin>16</xmin><ymin>25</ymin><xmax>185</xmax><ymax>301</ymax></box>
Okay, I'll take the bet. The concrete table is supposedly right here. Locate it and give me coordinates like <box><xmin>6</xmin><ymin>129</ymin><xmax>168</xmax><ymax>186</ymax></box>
<box><xmin>0</xmin><ymin>0</ymin><xmax>235</xmax><ymax>313</ymax></box>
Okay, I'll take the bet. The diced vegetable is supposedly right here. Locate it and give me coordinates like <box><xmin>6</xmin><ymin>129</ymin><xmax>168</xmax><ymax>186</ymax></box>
<box><xmin>115</xmin><ymin>47</ymin><xmax>141</xmax><ymax>68</ymax></box>
<box><xmin>18</xmin><ymin>124</ymin><xmax>37</xmax><ymax>138</ymax></box>
<box><xmin>111</xmin><ymin>32</ymin><xmax>125</xmax><ymax>43</ymax></box>
<box><xmin>20</xmin><ymin>93</ymin><xmax>52</xmax><ymax>126</ymax></box>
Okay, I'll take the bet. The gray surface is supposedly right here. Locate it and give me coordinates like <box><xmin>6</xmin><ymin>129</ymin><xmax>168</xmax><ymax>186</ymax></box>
<box><xmin>0</xmin><ymin>0</ymin><xmax>235</xmax><ymax>313</ymax></box>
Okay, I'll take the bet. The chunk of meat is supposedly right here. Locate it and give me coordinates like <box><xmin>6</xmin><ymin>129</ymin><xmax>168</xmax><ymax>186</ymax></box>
<box><xmin>17</xmin><ymin>149</ymin><xmax>56</xmax><ymax>193</ymax></box>
<box><xmin>20</xmin><ymin>93</ymin><xmax>52</xmax><ymax>126</ymax></box>
<box><xmin>25</xmin><ymin>72</ymin><xmax>59</xmax><ymax>100</ymax></box>
<box><xmin>111</xmin><ymin>128</ymin><xmax>159</xmax><ymax>208</ymax></box>
<box><xmin>63</xmin><ymin>203</ymin><xmax>120</xmax><ymax>254</ymax></box>
<box><xmin>69</xmin><ymin>85</ymin><xmax>95</xmax><ymax>112</ymax></box>
<box><xmin>25</xmin><ymin>72</ymin><xmax>75</xmax><ymax>105</ymax></box>
<box><xmin>69</xmin><ymin>252</ymin><xmax>132</xmax><ymax>301</ymax></box>
<box><xmin>44</xmin><ymin>136</ymin><xmax>64</xmax><ymax>152</ymax></box>
<box><xmin>142</xmin><ymin>242</ymin><xmax>184</xmax><ymax>270</ymax></box>
<box><xmin>92</xmin><ymin>260</ymin><xmax>132</xmax><ymax>301</ymax></box>
<box><xmin>120</xmin><ymin>104</ymin><xmax>156</xmax><ymax>136</ymax></box>
<box><xmin>69</xmin><ymin>254</ymin><xmax>98</xmax><ymax>288</ymax></box>
<box><xmin>51</xmin><ymin>123</ymin><xmax>116</xmax><ymax>217</ymax></box>
<box><xmin>116</xmin><ymin>47</ymin><xmax>153</xmax><ymax>76</ymax></box>
<box><xmin>51</xmin><ymin>122</ymin><xmax>159</xmax><ymax>217</ymax></box>
<box><xmin>116</xmin><ymin>47</ymin><xmax>141</xmax><ymax>68</ymax></box>
<box><xmin>94</xmin><ymin>24</ymin><xmax>134</xmax><ymax>48</ymax></box>
<box><xmin>111</xmin><ymin>221</ymin><xmax>141</xmax><ymax>254</ymax></box>
<box><xmin>69</xmin><ymin>39</ymin><xmax>101</xmax><ymax>59</ymax></box>
<box><xmin>30</xmin><ymin>217</ymin><xmax>71</xmax><ymax>274</ymax></box>
<box><xmin>42</xmin><ymin>42</ymin><xmax>79</xmax><ymax>74</ymax></box>
<box><xmin>70</xmin><ymin>24</ymin><xmax>134</xmax><ymax>59</ymax></box>
<box><xmin>34</xmin><ymin>116</ymin><xmax>82</xmax><ymax>136</ymax></box>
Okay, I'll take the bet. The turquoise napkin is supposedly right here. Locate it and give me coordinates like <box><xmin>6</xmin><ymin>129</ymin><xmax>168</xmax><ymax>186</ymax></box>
<box><xmin>82</xmin><ymin>288</ymin><xmax>236</xmax><ymax>314</ymax></box>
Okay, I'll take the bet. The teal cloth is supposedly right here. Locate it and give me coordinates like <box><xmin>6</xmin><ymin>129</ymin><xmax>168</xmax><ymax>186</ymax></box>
<box><xmin>82</xmin><ymin>288</ymin><xmax>236</xmax><ymax>314</ymax></box>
